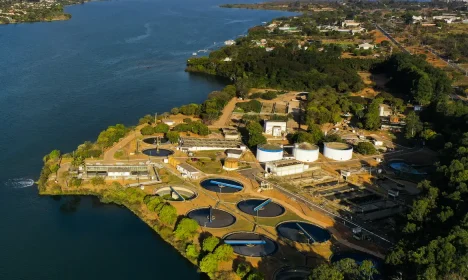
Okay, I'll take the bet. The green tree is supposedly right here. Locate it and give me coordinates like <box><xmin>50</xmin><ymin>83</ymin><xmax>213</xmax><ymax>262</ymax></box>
<box><xmin>355</xmin><ymin>142</ymin><xmax>377</xmax><ymax>155</ymax></box>
<box><xmin>202</xmin><ymin>236</ymin><xmax>220</xmax><ymax>252</ymax></box>
<box><xmin>140</xmin><ymin>125</ymin><xmax>154</xmax><ymax>135</ymax></box>
<box><xmin>213</xmin><ymin>244</ymin><xmax>233</xmax><ymax>261</ymax></box>
<box><xmin>170</xmin><ymin>107</ymin><xmax>179</xmax><ymax>115</ymax></box>
<box><xmin>144</xmin><ymin>196</ymin><xmax>164</xmax><ymax>212</ymax></box>
<box><xmin>248</xmin><ymin>133</ymin><xmax>267</xmax><ymax>147</ymax></box>
<box><xmin>247</xmin><ymin>272</ymin><xmax>264</xmax><ymax>280</ymax></box>
<box><xmin>358</xmin><ymin>260</ymin><xmax>379</xmax><ymax>280</ymax></box>
<box><xmin>166</xmin><ymin>131</ymin><xmax>180</xmax><ymax>144</ymax></box>
<box><xmin>157</xmin><ymin>204</ymin><xmax>177</xmax><ymax>226</ymax></box>
<box><xmin>139</xmin><ymin>114</ymin><xmax>154</xmax><ymax>125</ymax></box>
<box><xmin>413</xmin><ymin>74</ymin><xmax>433</xmax><ymax>106</ymax></box>
<box><xmin>310</xmin><ymin>264</ymin><xmax>344</xmax><ymax>280</ymax></box>
<box><xmin>199</xmin><ymin>253</ymin><xmax>219</xmax><ymax>276</ymax></box>
<box><xmin>154</xmin><ymin>123</ymin><xmax>170</xmax><ymax>133</ymax></box>
<box><xmin>174</xmin><ymin>218</ymin><xmax>199</xmax><ymax>240</ymax></box>
<box><xmin>405</xmin><ymin>111</ymin><xmax>423</xmax><ymax>139</ymax></box>
<box><xmin>44</xmin><ymin>149</ymin><xmax>61</xmax><ymax>163</ymax></box>
<box><xmin>364</xmin><ymin>99</ymin><xmax>382</xmax><ymax>130</ymax></box>
<box><xmin>236</xmin><ymin>263</ymin><xmax>252</xmax><ymax>279</ymax></box>
<box><xmin>185</xmin><ymin>244</ymin><xmax>199</xmax><ymax>260</ymax></box>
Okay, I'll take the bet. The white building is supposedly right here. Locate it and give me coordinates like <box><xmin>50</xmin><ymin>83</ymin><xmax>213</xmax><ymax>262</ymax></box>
<box><xmin>256</xmin><ymin>144</ymin><xmax>283</xmax><ymax>162</ymax></box>
<box><xmin>264</xmin><ymin>120</ymin><xmax>287</xmax><ymax>137</ymax></box>
<box><xmin>379</xmin><ymin>104</ymin><xmax>392</xmax><ymax>117</ymax></box>
<box><xmin>162</xmin><ymin>119</ymin><xmax>175</xmax><ymax>126</ymax></box>
<box><xmin>358</xmin><ymin>43</ymin><xmax>375</xmax><ymax>50</ymax></box>
<box><xmin>225</xmin><ymin>40</ymin><xmax>236</xmax><ymax>46</ymax></box>
<box><xmin>323</xmin><ymin>142</ymin><xmax>353</xmax><ymax>161</ymax></box>
<box><xmin>265</xmin><ymin>159</ymin><xmax>309</xmax><ymax>177</ymax></box>
<box><xmin>176</xmin><ymin>163</ymin><xmax>201</xmax><ymax>179</ymax></box>
<box><xmin>225</xmin><ymin>149</ymin><xmax>243</xmax><ymax>159</ymax></box>
<box><xmin>223</xmin><ymin>57</ymin><xmax>232</xmax><ymax>62</ymax></box>
<box><xmin>342</xmin><ymin>20</ymin><xmax>361</xmax><ymax>28</ymax></box>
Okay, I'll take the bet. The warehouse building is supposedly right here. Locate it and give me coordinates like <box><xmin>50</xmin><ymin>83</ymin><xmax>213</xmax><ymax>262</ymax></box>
<box><xmin>265</xmin><ymin>159</ymin><xmax>309</xmax><ymax>177</ymax></box>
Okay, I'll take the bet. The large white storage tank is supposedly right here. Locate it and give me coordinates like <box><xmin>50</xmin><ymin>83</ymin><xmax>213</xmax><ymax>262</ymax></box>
<box><xmin>323</xmin><ymin>142</ymin><xmax>353</xmax><ymax>161</ymax></box>
<box><xmin>293</xmin><ymin>142</ymin><xmax>319</xmax><ymax>162</ymax></box>
<box><xmin>256</xmin><ymin>144</ymin><xmax>283</xmax><ymax>162</ymax></box>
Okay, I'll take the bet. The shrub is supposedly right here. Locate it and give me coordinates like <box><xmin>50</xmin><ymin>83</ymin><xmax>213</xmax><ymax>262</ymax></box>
<box><xmin>154</xmin><ymin>123</ymin><xmax>170</xmax><ymax>133</ymax></box>
<box><xmin>261</xmin><ymin>91</ymin><xmax>277</xmax><ymax>100</ymax></box>
<box><xmin>91</xmin><ymin>176</ymin><xmax>105</xmax><ymax>186</ymax></box>
<box><xmin>355</xmin><ymin>142</ymin><xmax>377</xmax><ymax>155</ymax></box>
<box><xmin>236</xmin><ymin>100</ymin><xmax>262</xmax><ymax>113</ymax></box>
<box><xmin>140</xmin><ymin>125</ymin><xmax>154</xmax><ymax>135</ymax></box>
<box><xmin>199</xmin><ymin>253</ymin><xmax>219</xmax><ymax>276</ymax></box>
<box><xmin>166</xmin><ymin>131</ymin><xmax>180</xmax><ymax>143</ymax></box>
<box><xmin>236</xmin><ymin>263</ymin><xmax>252</xmax><ymax>279</ymax></box>
<box><xmin>139</xmin><ymin>114</ymin><xmax>154</xmax><ymax>125</ymax></box>
<box><xmin>70</xmin><ymin>177</ymin><xmax>82</xmax><ymax>187</ymax></box>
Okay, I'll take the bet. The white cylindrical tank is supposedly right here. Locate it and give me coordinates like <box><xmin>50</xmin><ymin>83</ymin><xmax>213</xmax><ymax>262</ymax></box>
<box><xmin>293</xmin><ymin>142</ymin><xmax>319</xmax><ymax>162</ymax></box>
<box><xmin>256</xmin><ymin>144</ymin><xmax>283</xmax><ymax>162</ymax></box>
<box><xmin>323</xmin><ymin>142</ymin><xmax>353</xmax><ymax>161</ymax></box>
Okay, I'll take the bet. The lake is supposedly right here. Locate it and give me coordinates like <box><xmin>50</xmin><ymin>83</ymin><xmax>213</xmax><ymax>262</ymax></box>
<box><xmin>0</xmin><ymin>0</ymin><xmax>294</xmax><ymax>279</ymax></box>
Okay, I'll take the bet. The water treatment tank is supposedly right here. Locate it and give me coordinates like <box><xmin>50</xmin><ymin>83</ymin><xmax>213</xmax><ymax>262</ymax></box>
<box><xmin>256</xmin><ymin>144</ymin><xmax>283</xmax><ymax>162</ymax></box>
<box><xmin>323</xmin><ymin>142</ymin><xmax>353</xmax><ymax>161</ymax></box>
<box><xmin>293</xmin><ymin>142</ymin><xmax>319</xmax><ymax>162</ymax></box>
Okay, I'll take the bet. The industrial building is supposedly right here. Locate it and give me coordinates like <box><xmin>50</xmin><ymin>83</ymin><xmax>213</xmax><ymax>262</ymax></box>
<box><xmin>265</xmin><ymin>159</ymin><xmax>309</xmax><ymax>177</ymax></box>
<box><xmin>323</xmin><ymin>142</ymin><xmax>353</xmax><ymax>161</ymax></box>
<box><xmin>263</xmin><ymin>120</ymin><xmax>287</xmax><ymax>137</ymax></box>
<box><xmin>179</xmin><ymin>137</ymin><xmax>243</xmax><ymax>151</ymax></box>
<box><xmin>256</xmin><ymin>144</ymin><xmax>283</xmax><ymax>162</ymax></box>
<box><xmin>293</xmin><ymin>142</ymin><xmax>319</xmax><ymax>162</ymax></box>
<box><xmin>222</xmin><ymin>127</ymin><xmax>240</xmax><ymax>140</ymax></box>
<box><xmin>84</xmin><ymin>164</ymin><xmax>150</xmax><ymax>179</ymax></box>
<box><xmin>223</xmin><ymin>158</ymin><xmax>239</xmax><ymax>171</ymax></box>
<box><xmin>176</xmin><ymin>163</ymin><xmax>201</xmax><ymax>179</ymax></box>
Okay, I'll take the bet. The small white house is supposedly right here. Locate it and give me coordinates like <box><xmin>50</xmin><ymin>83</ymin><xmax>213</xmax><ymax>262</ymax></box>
<box><xmin>264</xmin><ymin>120</ymin><xmax>287</xmax><ymax>137</ymax></box>
<box><xmin>176</xmin><ymin>163</ymin><xmax>201</xmax><ymax>179</ymax></box>
<box><xmin>223</xmin><ymin>57</ymin><xmax>232</xmax><ymax>62</ymax></box>
<box><xmin>162</xmin><ymin>119</ymin><xmax>175</xmax><ymax>126</ymax></box>
<box><xmin>379</xmin><ymin>104</ymin><xmax>392</xmax><ymax>117</ymax></box>
<box><xmin>225</xmin><ymin>149</ymin><xmax>243</xmax><ymax>159</ymax></box>
<box><xmin>358</xmin><ymin>43</ymin><xmax>375</xmax><ymax>50</ymax></box>
<box><xmin>224</xmin><ymin>40</ymin><xmax>236</xmax><ymax>46</ymax></box>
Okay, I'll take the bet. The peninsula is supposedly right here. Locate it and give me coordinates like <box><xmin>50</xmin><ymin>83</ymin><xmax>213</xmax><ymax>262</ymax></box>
<box><xmin>38</xmin><ymin>2</ymin><xmax>468</xmax><ymax>280</ymax></box>
<box><xmin>0</xmin><ymin>0</ymin><xmax>87</xmax><ymax>24</ymax></box>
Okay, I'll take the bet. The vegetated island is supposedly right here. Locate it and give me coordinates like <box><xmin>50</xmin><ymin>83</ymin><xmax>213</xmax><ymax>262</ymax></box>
<box><xmin>0</xmin><ymin>0</ymin><xmax>89</xmax><ymax>24</ymax></box>
<box><xmin>39</xmin><ymin>3</ymin><xmax>468</xmax><ymax>280</ymax></box>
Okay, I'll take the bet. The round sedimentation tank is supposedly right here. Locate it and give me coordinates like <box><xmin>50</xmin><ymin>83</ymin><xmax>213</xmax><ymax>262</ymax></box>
<box><xmin>155</xmin><ymin>186</ymin><xmax>197</xmax><ymax>201</ymax></box>
<box><xmin>143</xmin><ymin>137</ymin><xmax>169</xmax><ymax>145</ymax></box>
<box><xmin>323</xmin><ymin>142</ymin><xmax>353</xmax><ymax>161</ymax></box>
<box><xmin>274</xmin><ymin>266</ymin><xmax>311</xmax><ymax>280</ymax></box>
<box><xmin>142</xmin><ymin>148</ymin><xmax>174</xmax><ymax>157</ymax></box>
<box><xmin>293</xmin><ymin>142</ymin><xmax>319</xmax><ymax>162</ymax></box>
<box><xmin>187</xmin><ymin>207</ymin><xmax>236</xmax><ymax>228</ymax></box>
<box><xmin>256</xmin><ymin>144</ymin><xmax>283</xmax><ymax>162</ymax></box>
<box><xmin>276</xmin><ymin>221</ymin><xmax>331</xmax><ymax>244</ymax></box>
<box><xmin>237</xmin><ymin>199</ymin><xmax>285</xmax><ymax>217</ymax></box>
<box><xmin>223</xmin><ymin>232</ymin><xmax>278</xmax><ymax>257</ymax></box>
<box><xmin>200</xmin><ymin>178</ymin><xmax>244</xmax><ymax>193</ymax></box>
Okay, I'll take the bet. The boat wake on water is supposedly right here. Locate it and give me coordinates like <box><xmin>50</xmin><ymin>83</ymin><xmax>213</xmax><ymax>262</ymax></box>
<box><xmin>5</xmin><ymin>178</ymin><xmax>35</xmax><ymax>188</ymax></box>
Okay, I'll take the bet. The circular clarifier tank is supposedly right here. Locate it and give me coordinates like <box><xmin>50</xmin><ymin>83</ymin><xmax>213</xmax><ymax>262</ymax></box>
<box><xmin>276</xmin><ymin>221</ymin><xmax>331</xmax><ymax>244</ymax></box>
<box><xmin>200</xmin><ymin>178</ymin><xmax>244</xmax><ymax>193</ymax></box>
<box><xmin>223</xmin><ymin>232</ymin><xmax>278</xmax><ymax>257</ymax></box>
<box><xmin>143</xmin><ymin>137</ymin><xmax>169</xmax><ymax>145</ymax></box>
<box><xmin>142</xmin><ymin>148</ymin><xmax>174</xmax><ymax>157</ymax></box>
<box><xmin>155</xmin><ymin>186</ymin><xmax>197</xmax><ymax>201</ymax></box>
<box><xmin>274</xmin><ymin>266</ymin><xmax>311</xmax><ymax>280</ymax></box>
<box><xmin>237</xmin><ymin>199</ymin><xmax>285</xmax><ymax>217</ymax></box>
<box><xmin>187</xmin><ymin>207</ymin><xmax>236</xmax><ymax>228</ymax></box>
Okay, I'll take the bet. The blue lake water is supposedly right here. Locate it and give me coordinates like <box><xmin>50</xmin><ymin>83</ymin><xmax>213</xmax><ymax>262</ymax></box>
<box><xmin>0</xmin><ymin>1</ymin><xmax>294</xmax><ymax>278</ymax></box>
